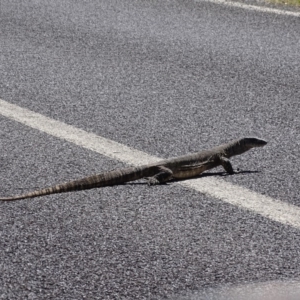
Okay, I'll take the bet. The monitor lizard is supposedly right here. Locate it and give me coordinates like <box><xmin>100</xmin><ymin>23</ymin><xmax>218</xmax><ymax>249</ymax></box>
<box><xmin>0</xmin><ymin>137</ymin><xmax>267</xmax><ymax>201</ymax></box>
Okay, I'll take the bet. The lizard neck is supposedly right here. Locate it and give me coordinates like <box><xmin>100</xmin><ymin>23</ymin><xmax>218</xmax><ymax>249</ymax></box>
<box><xmin>222</xmin><ymin>140</ymin><xmax>251</xmax><ymax>158</ymax></box>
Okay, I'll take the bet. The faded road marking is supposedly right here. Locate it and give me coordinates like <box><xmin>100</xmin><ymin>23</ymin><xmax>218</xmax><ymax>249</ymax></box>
<box><xmin>198</xmin><ymin>0</ymin><xmax>300</xmax><ymax>17</ymax></box>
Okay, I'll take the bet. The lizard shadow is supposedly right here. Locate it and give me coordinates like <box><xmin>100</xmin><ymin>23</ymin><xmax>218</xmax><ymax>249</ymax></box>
<box><xmin>192</xmin><ymin>170</ymin><xmax>260</xmax><ymax>178</ymax></box>
<box><xmin>125</xmin><ymin>170</ymin><xmax>260</xmax><ymax>186</ymax></box>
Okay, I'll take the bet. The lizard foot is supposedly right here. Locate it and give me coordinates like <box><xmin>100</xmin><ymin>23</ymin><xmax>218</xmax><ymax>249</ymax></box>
<box><xmin>145</xmin><ymin>177</ymin><xmax>161</xmax><ymax>186</ymax></box>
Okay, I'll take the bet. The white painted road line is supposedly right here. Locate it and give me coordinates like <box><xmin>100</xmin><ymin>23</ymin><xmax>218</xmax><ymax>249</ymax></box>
<box><xmin>182</xmin><ymin>179</ymin><xmax>300</xmax><ymax>228</ymax></box>
<box><xmin>1</xmin><ymin>98</ymin><xmax>300</xmax><ymax>229</ymax></box>
<box><xmin>0</xmin><ymin>99</ymin><xmax>160</xmax><ymax>166</ymax></box>
<box><xmin>198</xmin><ymin>0</ymin><xmax>300</xmax><ymax>17</ymax></box>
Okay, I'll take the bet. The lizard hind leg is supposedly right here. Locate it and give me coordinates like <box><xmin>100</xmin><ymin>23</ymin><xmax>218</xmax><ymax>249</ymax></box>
<box><xmin>145</xmin><ymin>166</ymin><xmax>173</xmax><ymax>186</ymax></box>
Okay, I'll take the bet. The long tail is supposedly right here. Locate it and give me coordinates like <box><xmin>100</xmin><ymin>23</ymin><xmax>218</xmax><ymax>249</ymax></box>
<box><xmin>0</xmin><ymin>165</ymin><xmax>157</xmax><ymax>201</ymax></box>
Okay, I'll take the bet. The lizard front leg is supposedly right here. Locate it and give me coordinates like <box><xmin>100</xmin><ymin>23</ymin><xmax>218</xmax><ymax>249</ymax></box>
<box><xmin>145</xmin><ymin>166</ymin><xmax>173</xmax><ymax>185</ymax></box>
<box><xmin>219</xmin><ymin>156</ymin><xmax>239</xmax><ymax>175</ymax></box>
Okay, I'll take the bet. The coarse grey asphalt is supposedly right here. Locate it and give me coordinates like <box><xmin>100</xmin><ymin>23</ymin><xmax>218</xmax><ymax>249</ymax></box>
<box><xmin>0</xmin><ymin>0</ymin><xmax>300</xmax><ymax>299</ymax></box>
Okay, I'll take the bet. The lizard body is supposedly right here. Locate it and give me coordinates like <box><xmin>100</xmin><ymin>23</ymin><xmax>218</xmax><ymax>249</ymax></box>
<box><xmin>0</xmin><ymin>137</ymin><xmax>267</xmax><ymax>201</ymax></box>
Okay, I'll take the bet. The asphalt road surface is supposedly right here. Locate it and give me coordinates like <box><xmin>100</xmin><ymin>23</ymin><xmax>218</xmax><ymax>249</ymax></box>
<box><xmin>0</xmin><ymin>0</ymin><xmax>300</xmax><ymax>299</ymax></box>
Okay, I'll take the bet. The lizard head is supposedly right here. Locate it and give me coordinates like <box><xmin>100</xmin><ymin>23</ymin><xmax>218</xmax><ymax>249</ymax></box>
<box><xmin>241</xmin><ymin>137</ymin><xmax>268</xmax><ymax>148</ymax></box>
<box><xmin>224</xmin><ymin>137</ymin><xmax>268</xmax><ymax>157</ymax></box>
